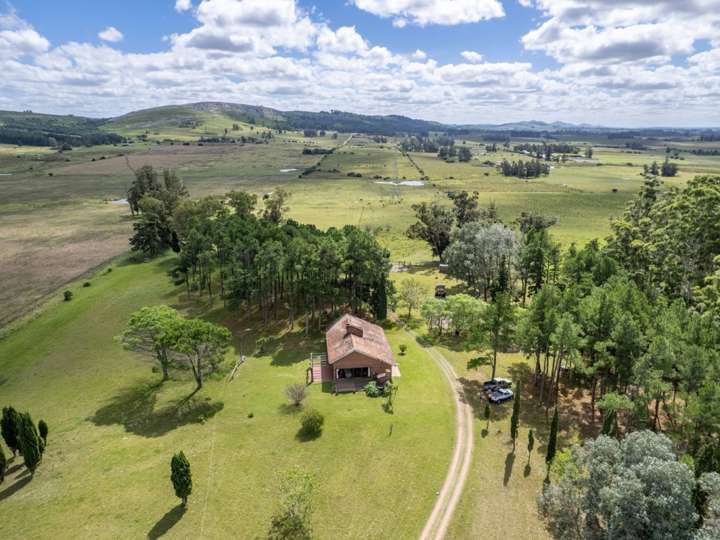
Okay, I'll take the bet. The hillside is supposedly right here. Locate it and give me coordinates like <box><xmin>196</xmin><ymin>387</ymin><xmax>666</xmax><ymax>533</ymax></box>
<box><xmin>0</xmin><ymin>110</ymin><xmax>123</xmax><ymax>146</ymax></box>
<box><xmin>106</xmin><ymin>101</ymin><xmax>445</xmax><ymax>136</ymax></box>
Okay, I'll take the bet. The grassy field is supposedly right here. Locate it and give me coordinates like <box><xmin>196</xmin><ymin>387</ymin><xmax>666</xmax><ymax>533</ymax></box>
<box><xmin>3</xmin><ymin>123</ymin><xmax>720</xmax><ymax>538</ymax></box>
<box><xmin>0</xmin><ymin>255</ymin><xmax>454</xmax><ymax>539</ymax></box>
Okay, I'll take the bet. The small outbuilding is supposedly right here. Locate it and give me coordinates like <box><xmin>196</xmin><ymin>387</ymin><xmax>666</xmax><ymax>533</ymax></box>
<box><xmin>313</xmin><ymin>314</ymin><xmax>399</xmax><ymax>393</ymax></box>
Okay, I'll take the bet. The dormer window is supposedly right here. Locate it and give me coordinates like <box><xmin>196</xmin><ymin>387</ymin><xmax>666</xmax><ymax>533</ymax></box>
<box><xmin>346</xmin><ymin>322</ymin><xmax>364</xmax><ymax>338</ymax></box>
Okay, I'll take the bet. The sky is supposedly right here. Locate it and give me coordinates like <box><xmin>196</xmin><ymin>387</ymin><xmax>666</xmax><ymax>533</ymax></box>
<box><xmin>2</xmin><ymin>0</ymin><xmax>720</xmax><ymax>127</ymax></box>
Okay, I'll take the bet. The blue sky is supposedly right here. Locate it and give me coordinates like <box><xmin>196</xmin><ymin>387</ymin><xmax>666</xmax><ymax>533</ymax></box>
<box><xmin>2</xmin><ymin>0</ymin><xmax>720</xmax><ymax>126</ymax></box>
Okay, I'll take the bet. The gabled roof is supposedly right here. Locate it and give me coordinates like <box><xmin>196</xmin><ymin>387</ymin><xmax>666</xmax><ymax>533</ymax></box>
<box><xmin>326</xmin><ymin>314</ymin><xmax>395</xmax><ymax>366</ymax></box>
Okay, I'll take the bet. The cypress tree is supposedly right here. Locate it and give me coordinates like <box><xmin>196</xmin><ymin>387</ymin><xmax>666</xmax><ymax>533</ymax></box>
<box><xmin>18</xmin><ymin>412</ymin><xmax>42</xmax><ymax>475</ymax></box>
<box><xmin>0</xmin><ymin>443</ymin><xmax>6</xmax><ymax>484</ymax></box>
<box><xmin>510</xmin><ymin>383</ymin><xmax>521</xmax><ymax>451</ymax></box>
<box><xmin>1</xmin><ymin>406</ymin><xmax>20</xmax><ymax>457</ymax></box>
<box><xmin>171</xmin><ymin>452</ymin><xmax>192</xmax><ymax>506</ymax></box>
<box><xmin>38</xmin><ymin>420</ymin><xmax>48</xmax><ymax>446</ymax></box>
<box><xmin>546</xmin><ymin>407</ymin><xmax>559</xmax><ymax>468</ymax></box>
<box><xmin>601</xmin><ymin>410</ymin><xmax>617</xmax><ymax>438</ymax></box>
<box><xmin>527</xmin><ymin>429</ymin><xmax>535</xmax><ymax>463</ymax></box>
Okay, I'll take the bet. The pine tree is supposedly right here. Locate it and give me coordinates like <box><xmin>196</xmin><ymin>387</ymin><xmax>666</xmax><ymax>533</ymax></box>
<box><xmin>171</xmin><ymin>451</ymin><xmax>192</xmax><ymax>506</ymax></box>
<box><xmin>510</xmin><ymin>383</ymin><xmax>521</xmax><ymax>451</ymax></box>
<box><xmin>0</xmin><ymin>443</ymin><xmax>6</xmax><ymax>484</ymax></box>
<box><xmin>18</xmin><ymin>412</ymin><xmax>42</xmax><ymax>475</ymax></box>
<box><xmin>38</xmin><ymin>420</ymin><xmax>48</xmax><ymax>446</ymax></box>
<box><xmin>546</xmin><ymin>408</ymin><xmax>559</xmax><ymax>469</ymax></box>
<box><xmin>1</xmin><ymin>406</ymin><xmax>20</xmax><ymax>457</ymax></box>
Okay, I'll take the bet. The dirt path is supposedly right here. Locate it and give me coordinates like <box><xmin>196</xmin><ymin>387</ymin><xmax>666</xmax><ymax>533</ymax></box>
<box><xmin>406</xmin><ymin>330</ymin><xmax>475</xmax><ymax>540</ymax></box>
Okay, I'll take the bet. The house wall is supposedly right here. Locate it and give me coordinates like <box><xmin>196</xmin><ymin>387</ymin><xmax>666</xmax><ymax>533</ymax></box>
<box><xmin>332</xmin><ymin>351</ymin><xmax>392</xmax><ymax>379</ymax></box>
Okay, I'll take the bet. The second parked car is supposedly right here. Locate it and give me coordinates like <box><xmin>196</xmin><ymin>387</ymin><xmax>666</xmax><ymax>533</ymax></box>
<box><xmin>488</xmin><ymin>388</ymin><xmax>514</xmax><ymax>404</ymax></box>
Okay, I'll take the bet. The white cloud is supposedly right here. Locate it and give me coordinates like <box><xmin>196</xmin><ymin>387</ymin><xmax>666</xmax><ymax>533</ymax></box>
<box><xmin>4</xmin><ymin>2</ymin><xmax>720</xmax><ymax>126</ymax></box>
<box><xmin>175</xmin><ymin>0</ymin><xmax>192</xmax><ymax>12</ymax></box>
<box><xmin>352</xmin><ymin>0</ymin><xmax>504</xmax><ymax>27</ymax></box>
<box><xmin>461</xmin><ymin>50</ymin><xmax>483</xmax><ymax>63</ymax></box>
<box><xmin>98</xmin><ymin>26</ymin><xmax>124</xmax><ymax>43</ymax></box>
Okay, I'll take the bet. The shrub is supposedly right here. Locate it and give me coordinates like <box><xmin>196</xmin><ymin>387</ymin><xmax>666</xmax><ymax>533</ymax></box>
<box><xmin>1</xmin><ymin>407</ymin><xmax>20</xmax><ymax>456</ymax></box>
<box><xmin>38</xmin><ymin>420</ymin><xmax>48</xmax><ymax>445</ymax></box>
<box><xmin>83</xmin><ymin>282</ymin><xmax>91</xmax><ymax>288</ymax></box>
<box><xmin>63</xmin><ymin>290</ymin><xmax>73</xmax><ymax>301</ymax></box>
<box><xmin>364</xmin><ymin>381</ymin><xmax>382</xmax><ymax>398</ymax></box>
<box><xmin>285</xmin><ymin>383</ymin><xmax>307</xmax><ymax>407</ymax></box>
<box><xmin>18</xmin><ymin>412</ymin><xmax>42</xmax><ymax>475</ymax></box>
<box><xmin>0</xmin><ymin>444</ymin><xmax>6</xmax><ymax>484</ymax></box>
<box><xmin>171</xmin><ymin>451</ymin><xmax>192</xmax><ymax>506</ymax></box>
<box><xmin>300</xmin><ymin>409</ymin><xmax>324</xmax><ymax>437</ymax></box>
<box><xmin>399</xmin><ymin>344</ymin><xmax>408</xmax><ymax>355</ymax></box>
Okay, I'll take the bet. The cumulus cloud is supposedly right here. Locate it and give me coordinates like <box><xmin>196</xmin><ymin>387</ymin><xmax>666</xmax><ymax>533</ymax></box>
<box><xmin>175</xmin><ymin>0</ymin><xmax>192</xmax><ymax>12</ymax></box>
<box><xmin>461</xmin><ymin>50</ymin><xmax>483</xmax><ymax>63</ymax></box>
<box><xmin>98</xmin><ymin>27</ymin><xmax>123</xmax><ymax>43</ymax></box>
<box><xmin>352</xmin><ymin>0</ymin><xmax>504</xmax><ymax>27</ymax></box>
<box><xmin>4</xmin><ymin>1</ymin><xmax>720</xmax><ymax>126</ymax></box>
<box><xmin>522</xmin><ymin>0</ymin><xmax>720</xmax><ymax>64</ymax></box>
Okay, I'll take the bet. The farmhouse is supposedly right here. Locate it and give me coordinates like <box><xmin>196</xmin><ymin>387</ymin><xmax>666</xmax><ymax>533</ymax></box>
<box><xmin>311</xmin><ymin>314</ymin><xmax>399</xmax><ymax>392</ymax></box>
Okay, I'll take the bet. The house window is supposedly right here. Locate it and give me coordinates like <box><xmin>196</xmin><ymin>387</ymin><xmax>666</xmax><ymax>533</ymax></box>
<box><xmin>338</xmin><ymin>367</ymin><xmax>370</xmax><ymax>379</ymax></box>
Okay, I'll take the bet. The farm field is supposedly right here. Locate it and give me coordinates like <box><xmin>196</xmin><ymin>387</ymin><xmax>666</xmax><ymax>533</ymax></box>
<box><xmin>0</xmin><ymin>254</ymin><xmax>454</xmax><ymax>539</ymax></box>
<box><xmin>4</xmin><ymin>131</ymin><xmax>710</xmax><ymax>325</ymax></box>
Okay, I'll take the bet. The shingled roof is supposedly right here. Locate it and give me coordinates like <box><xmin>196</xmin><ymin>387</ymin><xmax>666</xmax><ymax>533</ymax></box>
<box><xmin>326</xmin><ymin>314</ymin><xmax>395</xmax><ymax>366</ymax></box>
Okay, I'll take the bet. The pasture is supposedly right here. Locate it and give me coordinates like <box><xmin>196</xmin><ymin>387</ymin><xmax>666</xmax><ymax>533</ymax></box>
<box><xmin>3</xmin><ymin>124</ymin><xmax>720</xmax><ymax>538</ymax></box>
<box><xmin>0</xmin><ymin>255</ymin><xmax>454</xmax><ymax>539</ymax></box>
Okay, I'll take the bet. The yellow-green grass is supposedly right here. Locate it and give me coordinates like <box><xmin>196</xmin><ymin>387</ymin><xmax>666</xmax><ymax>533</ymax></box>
<box><xmin>0</xmin><ymin>255</ymin><xmax>454</xmax><ymax>539</ymax></box>
<box><xmin>427</xmin><ymin>337</ymin><xmax>585</xmax><ymax>540</ymax></box>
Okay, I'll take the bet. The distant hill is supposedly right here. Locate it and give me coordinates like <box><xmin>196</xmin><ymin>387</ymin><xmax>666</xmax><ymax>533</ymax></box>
<box><xmin>0</xmin><ymin>110</ymin><xmax>123</xmax><ymax>146</ymax></box>
<box><xmin>107</xmin><ymin>102</ymin><xmax>445</xmax><ymax>136</ymax></box>
<box><xmin>3</xmin><ymin>103</ymin><xmax>717</xmax><ymax>147</ymax></box>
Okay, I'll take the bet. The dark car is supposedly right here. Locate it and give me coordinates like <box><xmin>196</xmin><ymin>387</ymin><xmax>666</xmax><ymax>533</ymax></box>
<box><xmin>435</xmin><ymin>284</ymin><xmax>447</xmax><ymax>298</ymax></box>
<box><xmin>488</xmin><ymin>388</ymin><xmax>514</xmax><ymax>404</ymax></box>
<box><xmin>482</xmin><ymin>378</ymin><xmax>512</xmax><ymax>392</ymax></box>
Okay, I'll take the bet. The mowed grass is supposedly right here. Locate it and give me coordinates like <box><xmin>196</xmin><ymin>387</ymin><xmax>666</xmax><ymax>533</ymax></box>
<box><xmin>0</xmin><ymin>255</ymin><xmax>454</xmax><ymax>539</ymax></box>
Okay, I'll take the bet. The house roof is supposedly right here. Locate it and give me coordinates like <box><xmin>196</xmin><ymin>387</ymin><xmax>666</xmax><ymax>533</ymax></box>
<box><xmin>326</xmin><ymin>314</ymin><xmax>395</xmax><ymax>366</ymax></box>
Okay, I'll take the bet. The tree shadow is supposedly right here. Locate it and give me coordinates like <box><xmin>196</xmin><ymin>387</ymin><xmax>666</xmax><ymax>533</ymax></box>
<box><xmin>295</xmin><ymin>427</ymin><xmax>322</xmax><ymax>442</ymax></box>
<box><xmin>459</xmin><ymin>378</ymin><xmax>512</xmax><ymax>422</ymax></box>
<box><xmin>89</xmin><ymin>382</ymin><xmax>224</xmax><ymax>438</ymax></box>
<box><xmin>6</xmin><ymin>462</ymin><xmax>23</xmax><ymax>475</ymax></box>
<box><xmin>147</xmin><ymin>504</ymin><xmax>186</xmax><ymax>539</ymax></box>
<box><xmin>0</xmin><ymin>475</ymin><xmax>31</xmax><ymax>502</ymax></box>
<box><xmin>524</xmin><ymin>463</ymin><xmax>532</xmax><ymax>478</ymax></box>
<box><xmin>481</xmin><ymin>428</ymin><xmax>489</xmax><ymax>438</ymax></box>
<box><xmin>278</xmin><ymin>403</ymin><xmax>303</xmax><ymax>415</ymax></box>
<box><xmin>503</xmin><ymin>451</ymin><xmax>516</xmax><ymax>487</ymax></box>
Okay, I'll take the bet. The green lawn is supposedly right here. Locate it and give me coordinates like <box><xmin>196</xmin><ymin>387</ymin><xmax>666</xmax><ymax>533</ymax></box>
<box><xmin>0</xmin><ymin>256</ymin><xmax>454</xmax><ymax>539</ymax></box>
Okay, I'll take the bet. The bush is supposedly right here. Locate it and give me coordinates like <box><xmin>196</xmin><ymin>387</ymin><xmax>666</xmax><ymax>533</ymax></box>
<box><xmin>0</xmin><ymin>444</ymin><xmax>6</xmax><ymax>484</ymax></box>
<box><xmin>399</xmin><ymin>344</ymin><xmax>407</xmax><ymax>355</ymax></box>
<box><xmin>83</xmin><ymin>282</ymin><xmax>91</xmax><ymax>288</ymax></box>
<box><xmin>300</xmin><ymin>409</ymin><xmax>324</xmax><ymax>437</ymax></box>
<box><xmin>38</xmin><ymin>420</ymin><xmax>48</xmax><ymax>445</ymax></box>
<box><xmin>171</xmin><ymin>451</ymin><xmax>192</xmax><ymax>506</ymax></box>
<box><xmin>364</xmin><ymin>381</ymin><xmax>382</xmax><ymax>397</ymax></box>
<box><xmin>63</xmin><ymin>290</ymin><xmax>73</xmax><ymax>301</ymax></box>
<box><xmin>285</xmin><ymin>383</ymin><xmax>307</xmax><ymax>407</ymax></box>
<box><xmin>17</xmin><ymin>412</ymin><xmax>42</xmax><ymax>474</ymax></box>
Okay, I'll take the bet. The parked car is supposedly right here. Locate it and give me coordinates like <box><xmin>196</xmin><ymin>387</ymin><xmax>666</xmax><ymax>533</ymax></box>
<box><xmin>482</xmin><ymin>378</ymin><xmax>512</xmax><ymax>391</ymax></box>
<box><xmin>488</xmin><ymin>388</ymin><xmax>514</xmax><ymax>404</ymax></box>
<box><xmin>435</xmin><ymin>284</ymin><xmax>447</xmax><ymax>298</ymax></box>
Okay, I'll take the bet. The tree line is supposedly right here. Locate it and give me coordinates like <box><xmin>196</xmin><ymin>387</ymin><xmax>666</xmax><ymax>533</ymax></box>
<box><xmin>126</xmin><ymin>167</ymin><xmax>393</xmax><ymax>328</ymax></box>
<box><xmin>499</xmin><ymin>159</ymin><xmax>551</xmax><ymax>178</ymax></box>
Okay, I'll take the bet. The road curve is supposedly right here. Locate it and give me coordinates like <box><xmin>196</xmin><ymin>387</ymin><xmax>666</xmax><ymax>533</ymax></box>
<box><xmin>406</xmin><ymin>330</ymin><xmax>475</xmax><ymax>540</ymax></box>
